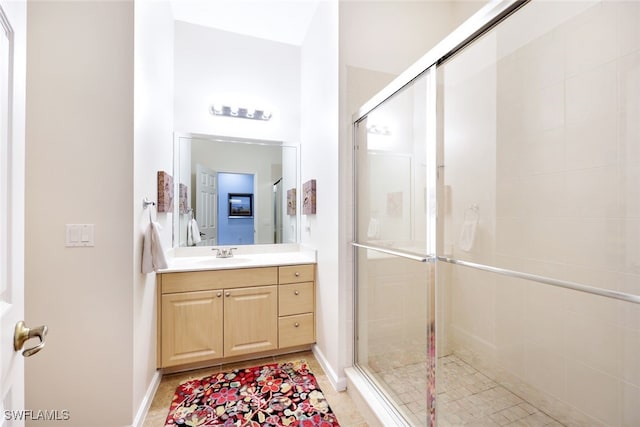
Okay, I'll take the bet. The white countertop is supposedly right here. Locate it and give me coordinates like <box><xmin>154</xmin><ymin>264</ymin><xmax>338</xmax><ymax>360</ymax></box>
<box><xmin>159</xmin><ymin>244</ymin><xmax>317</xmax><ymax>273</ymax></box>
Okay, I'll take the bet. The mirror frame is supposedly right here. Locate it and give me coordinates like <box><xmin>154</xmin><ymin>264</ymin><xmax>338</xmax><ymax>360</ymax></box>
<box><xmin>172</xmin><ymin>132</ymin><xmax>301</xmax><ymax>248</ymax></box>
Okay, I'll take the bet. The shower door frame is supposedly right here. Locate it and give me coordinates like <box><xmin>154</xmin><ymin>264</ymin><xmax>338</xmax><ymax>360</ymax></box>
<box><xmin>351</xmin><ymin>0</ymin><xmax>640</xmax><ymax>425</ymax></box>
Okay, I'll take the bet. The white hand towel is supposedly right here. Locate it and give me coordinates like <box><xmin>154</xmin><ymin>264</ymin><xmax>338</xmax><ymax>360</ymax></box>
<box><xmin>367</xmin><ymin>218</ymin><xmax>380</xmax><ymax>239</ymax></box>
<box><xmin>187</xmin><ymin>219</ymin><xmax>194</xmax><ymax>246</ymax></box>
<box><xmin>142</xmin><ymin>222</ymin><xmax>154</xmax><ymax>274</ymax></box>
<box><xmin>458</xmin><ymin>208</ymin><xmax>479</xmax><ymax>252</ymax></box>
<box><xmin>142</xmin><ymin>221</ymin><xmax>168</xmax><ymax>273</ymax></box>
<box><xmin>190</xmin><ymin>219</ymin><xmax>202</xmax><ymax>245</ymax></box>
<box><xmin>151</xmin><ymin>221</ymin><xmax>168</xmax><ymax>270</ymax></box>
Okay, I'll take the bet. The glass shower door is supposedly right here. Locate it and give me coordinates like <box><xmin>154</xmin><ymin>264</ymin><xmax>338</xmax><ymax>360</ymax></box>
<box><xmin>353</xmin><ymin>70</ymin><xmax>437</xmax><ymax>425</ymax></box>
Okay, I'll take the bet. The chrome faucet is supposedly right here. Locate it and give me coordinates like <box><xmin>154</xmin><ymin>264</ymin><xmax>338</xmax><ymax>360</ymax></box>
<box><xmin>213</xmin><ymin>247</ymin><xmax>237</xmax><ymax>258</ymax></box>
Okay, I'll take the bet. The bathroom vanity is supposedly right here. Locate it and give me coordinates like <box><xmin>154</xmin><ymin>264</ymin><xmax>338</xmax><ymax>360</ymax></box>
<box><xmin>156</xmin><ymin>246</ymin><xmax>316</xmax><ymax>370</ymax></box>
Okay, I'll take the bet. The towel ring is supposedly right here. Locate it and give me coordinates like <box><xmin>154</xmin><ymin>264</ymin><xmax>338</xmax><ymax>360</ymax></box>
<box><xmin>464</xmin><ymin>204</ymin><xmax>479</xmax><ymax>220</ymax></box>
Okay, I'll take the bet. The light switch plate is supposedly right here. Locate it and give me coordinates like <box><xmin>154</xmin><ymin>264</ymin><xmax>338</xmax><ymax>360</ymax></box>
<box><xmin>66</xmin><ymin>224</ymin><xmax>95</xmax><ymax>247</ymax></box>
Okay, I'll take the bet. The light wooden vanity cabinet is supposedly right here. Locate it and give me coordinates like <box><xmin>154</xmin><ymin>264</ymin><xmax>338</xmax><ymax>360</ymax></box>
<box><xmin>158</xmin><ymin>263</ymin><xmax>315</xmax><ymax>369</ymax></box>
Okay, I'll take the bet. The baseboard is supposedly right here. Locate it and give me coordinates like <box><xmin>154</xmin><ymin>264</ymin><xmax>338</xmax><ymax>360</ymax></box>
<box><xmin>132</xmin><ymin>370</ymin><xmax>162</xmax><ymax>427</ymax></box>
<box><xmin>312</xmin><ymin>344</ymin><xmax>347</xmax><ymax>392</ymax></box>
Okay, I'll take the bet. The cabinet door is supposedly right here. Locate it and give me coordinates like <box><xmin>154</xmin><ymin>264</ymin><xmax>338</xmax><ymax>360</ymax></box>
<box><xmin>224</xmin><ymin>285</ymin><xmax>278</xmax><ymax>357</ymax></box>
<box><xmin>161</xmin><ymin>290</ymin><xmax>223</xmax><ymax>367</ymax></box>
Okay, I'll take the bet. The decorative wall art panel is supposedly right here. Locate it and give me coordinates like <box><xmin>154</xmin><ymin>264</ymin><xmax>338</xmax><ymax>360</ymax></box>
<box><xmin>303</xmin><ymin>179</ymin><xmax>316</xmax><ymax>215</ymax></box>
<box><xmin>157</xmin><ymin>171</ymin><xmax>174</xmax><ymax>213</ymax></box>
<box><xmin>287</xmin><ymin>188</ymin><xmax>296</xmax><ymax>215</ymax></box>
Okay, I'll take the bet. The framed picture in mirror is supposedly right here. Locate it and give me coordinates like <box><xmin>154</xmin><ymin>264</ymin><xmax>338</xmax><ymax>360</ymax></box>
<box><xmin>228</xmin><ymin>193</ymin><xmax>253</xmax><ymax>217</ymax></box>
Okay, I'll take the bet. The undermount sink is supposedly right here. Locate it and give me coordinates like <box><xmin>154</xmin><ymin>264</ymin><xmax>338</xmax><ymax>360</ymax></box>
<box><xmin>170</xmin><ymin>256</ymin><xmax>250</xmax><ymax>268</ymax></box>
<box><xmin>196</xmin><ymin>257</ymin><xmax>249</xmax><ymax>266</ymax></box>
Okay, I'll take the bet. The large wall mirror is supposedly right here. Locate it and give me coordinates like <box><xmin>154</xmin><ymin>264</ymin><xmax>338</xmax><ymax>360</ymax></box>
<box><xmin>173</xmin><ymin>133</ymin><xmax>300</xmax><ymax>247</ymax></box>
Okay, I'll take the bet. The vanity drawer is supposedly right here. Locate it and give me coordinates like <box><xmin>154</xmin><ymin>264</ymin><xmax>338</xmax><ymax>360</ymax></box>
<box><xmin>278</xmin><ymin>264</ymin><xmax>315</xmax><ymax>284</ymax></box>
<box><xmin>160</xmin><ymin>267</ymin><xmax>278</xmax><ymax>294</ymax></box>
<box><xmin>279</xmin><ymin>313</ymin><xmax>314</xmax><ymax>348</ymax></box>
<box><xmin>279</xmin><ymin>282</ymin><xmax>314</xmax><ymax>316</ymax></box>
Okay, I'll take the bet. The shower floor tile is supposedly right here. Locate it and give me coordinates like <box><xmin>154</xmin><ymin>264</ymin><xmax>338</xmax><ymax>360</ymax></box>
<box><xmin>366</xmin><ymin>353</ymin><xmax>565</xmax><ymax>426</ymax></box>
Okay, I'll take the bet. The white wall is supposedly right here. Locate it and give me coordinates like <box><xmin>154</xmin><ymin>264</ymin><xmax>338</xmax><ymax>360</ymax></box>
<box><xmin>173</xmin><ymin>22</ymin><xmax>301</xmax><ymax>143</ymax></box>
<box><xmin>340</xmin><ymin>0</ymin><xmax>470</xmax><ymax>76</ymax></box>
<box><xmin>133</xmin><ymin>1</ymin><xmax>174</xmax><ymax>424</ymax></box>
<box><xmin>25</xmin><ymin>2</ymin><xmax>135</xmax><ymax>426</ymax></box>
<box><xmin>300</xmin><ymin>0</ymin><xmax>341</xmax><ymax>387</ymax></box>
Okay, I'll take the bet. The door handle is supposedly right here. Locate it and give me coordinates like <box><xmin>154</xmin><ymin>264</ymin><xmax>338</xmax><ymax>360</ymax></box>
<box><xmin>14</xmin><ymin>321</ymin><xmax>48</xmax><ymax>357</ymax></box>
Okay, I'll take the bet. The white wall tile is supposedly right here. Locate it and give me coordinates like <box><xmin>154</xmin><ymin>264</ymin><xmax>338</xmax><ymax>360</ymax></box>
<box><xmin>616</xmin><ymin>1</ymin><xmax>640</xmax><ymax>58</ymax></box>
<box><xmin>621</xmin><ymin>327</ymin><xmax>640</xmax><ymax>386</ymax></box>
<box><xmin>618</xmin><ymin>274</ymin><xmax>640</xmax><ymax>329</ymax></box>
<box><xmin>563</xmin><ymin>268</ymin><xmax>621</xmax><ymax>323</ymax></box>
<box><xmin>495</xmin><ymin>217</ymin><xmax>524</xmax><ymax>257</ymax></box>
<box><xmin>524</xmin><ymin>281</ymin><xmax>566</xmax><ymax>352</ymax></box>
<box><xmin>520</xmin><ymin>218</ymin><xmax>567</xmax><ymax>262</ymax></box>
<box><xmin>520</xmin><ymin>173</ymin><xmax>567</xmax><ymax>220</ymax></box>
<box><xmin>522</xmin><ymin>82</ymin><xmax>565</xmax><ymax>133</ymax></box>
<box><xmin>566</xmin><ymin>362</ymin><xmax>620</xmax><ymax>426</ymax></box>
<box><xmin>565</xmin><ymin>312</ymin><xmax>621</xmax><ymax>378</ymax></box>
<box><xmin>565</xmin><ymin>166</ymin><xmax>621</xmax><ymax>219</ymax></box>
<box><xmin>618</xmin><ymin>161</ymin><xmax>640</xmax><ymax>218</ymax></box>
<box><xmin>620</xmin><ymin>219</ymin><xmax>640</xmax><ymax>275</ymax></box>
<box><xmin>622</xmin><ymin>381</ymin><xmax>640</xmax><ymax>427</ymax></box>
<box><xmin>566</xmin><ymin>60</ymin><xmax>617</xmax><ymax>126</ymax></box>
<box><xmin>564</xmin><ymin>2</ymin><xmax>618</xmax><ymax>77</ymax></box>
<box><xmin>565</xmin><ymin>113</ymin><xmax>618</xmax><ymax>170</ymax></box>
<box><xmin>562</xmin><ymin>219</ymin><xmax>622</xmax><ymax>271</ymax></box>
<box><xmin>618</xmin><ymin>51</ymin><xmax>640</xmax><ymax>115</ymax></box>
<box><xmin>521</xmin><ymin>31</ymin><xmax>566</xmax><ymax>89</ymax></box>
<box><xmin>522</xmin><ymin>127</ymin><xmax>565</xmax><ymax>175</ymax></box>
<box><xmin>523</xmin><ymin>344</ymin><xmax>567</xmax><ymax>402</ymax></box>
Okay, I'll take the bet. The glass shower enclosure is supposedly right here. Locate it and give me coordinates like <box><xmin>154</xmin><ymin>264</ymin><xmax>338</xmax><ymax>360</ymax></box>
<box><xmin>351</xmin><ymin>0</ymin><xmax>640</xmax><ymax>425</ymax></box>
<box><xmin>353</xmin><ymin>69</ymin><xmax>437</xmax><ymax>425</ymax></box>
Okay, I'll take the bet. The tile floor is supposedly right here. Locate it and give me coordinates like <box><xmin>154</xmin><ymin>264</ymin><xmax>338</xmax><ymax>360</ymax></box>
<box><xmin>142</xmin><ymin>351</ymin><xmax>368</xmax><ymax>427</ymax></box>
<box><xmin>436</xmin><ymin>355</ymin><xmax>564</xmax><ymax>426</ymax></box>
<box><xmin>366</xmin><ymin>351</ymin><xmax>566</xmax><ymax>426</ymax></box>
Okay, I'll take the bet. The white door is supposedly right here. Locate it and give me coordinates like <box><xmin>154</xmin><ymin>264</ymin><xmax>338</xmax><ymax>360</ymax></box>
<box><xmin>0</xmin><ymin>2</ymin><xmax>43</xmax><ymax>426</ymax></box>
<box><xmin>196</xmin><ymin>164</ymin><xmax>217</xmax><ymax>246</ymax></box>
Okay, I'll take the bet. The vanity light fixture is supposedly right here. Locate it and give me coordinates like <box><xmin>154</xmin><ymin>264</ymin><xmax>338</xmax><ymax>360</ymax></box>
<box><xmin>210</xmin><ymin>104</ymin><xmax>272</xmax><ymax>121</ymax></box>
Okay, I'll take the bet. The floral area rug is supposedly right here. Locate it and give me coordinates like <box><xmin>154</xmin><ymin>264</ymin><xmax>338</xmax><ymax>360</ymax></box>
<box><xmin>165</xmin><ymin>360</ymin><xmax>341</xmax><ymax>426</ymax></box>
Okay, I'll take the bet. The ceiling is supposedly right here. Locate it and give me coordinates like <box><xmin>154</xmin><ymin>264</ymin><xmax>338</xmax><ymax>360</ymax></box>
<box><xmin>170</xmin><ymin>0</ymin><xmax>321</xmax><ymax>46</ymax></box>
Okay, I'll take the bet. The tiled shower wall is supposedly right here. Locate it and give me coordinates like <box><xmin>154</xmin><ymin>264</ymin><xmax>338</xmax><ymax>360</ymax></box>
<box><xmin>440</xmin><ymin>1</ymin><xmax>640</xmax><ymax>426</ymax></box>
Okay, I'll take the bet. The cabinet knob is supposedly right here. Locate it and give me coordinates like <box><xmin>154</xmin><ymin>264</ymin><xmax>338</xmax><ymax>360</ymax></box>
<box><xmin>294</xmin><ymin>322</ymin><xmax>300</xmax><ymax>328</ymax></box>
<box><xmin>294</xmin><ymin>290</ymin><xmax>300</xmax><ymax>296</ymax></box>
<box><xmin>225</xmin><ymin>292</ymin><xmax>230</xmax><ymax>297</ymax></box>
<box><xmin>295</xmin><ymin>272</ymin><xmax>300</xmax><ymax>277</ymax></box>
<box><xmin>216</xmin><ymin>292</ymin><xmax>222</xmax><ymax>298</ymax></box>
